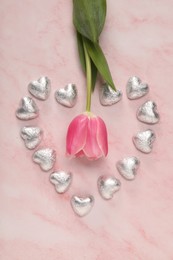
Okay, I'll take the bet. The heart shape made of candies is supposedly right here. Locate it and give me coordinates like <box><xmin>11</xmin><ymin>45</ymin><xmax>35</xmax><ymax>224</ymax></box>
<box><xmin>16</xmin><ymin>76</ymin><xmax>160</xmax><ymax>217</ymax></box>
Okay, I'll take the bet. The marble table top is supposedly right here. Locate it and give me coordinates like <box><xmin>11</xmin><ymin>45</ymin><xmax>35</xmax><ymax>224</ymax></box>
<box><xmin>0</xmin><ymin>0</ymin><xmax>173</xmax><ymax>259</ymax></box>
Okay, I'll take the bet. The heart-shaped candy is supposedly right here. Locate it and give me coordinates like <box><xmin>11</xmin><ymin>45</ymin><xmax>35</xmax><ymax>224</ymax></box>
<box><xmin>55</xmin><ymin>83</ymin><xmax>77</xmax><ymax>108</ymax></box>
<box><xmin>20</xmin><ymin>126</ymin><xmax>43</xmax><ymax>150</ymax></box>
<box><xmin>32</xmin><ymin>148</ymin><xmax>56</xmax><ymax>171</ymax></box>
<box><xmin>50</xmin><ymin>171</ymin><xmax>72</xmax><ymax>193</ymax></box>
<box><xmin>137</xmin><ymin>100</ymin><xmax>160</xmax><ymax>124</ymax></box>
<box><xmin>126</xmin><ymin>76</ymin><xmax>149</xmax><ymax>100</ymax></box>
<box><xmin>133</xmin><ymin>129</ymin><xmax>156</xmax><ymax>153</ymax></box>
<box><xmin>99</xmin><ymin>83</ymin><xmax>122</xmax><ymax>106</ymax></box>
<box><xmin>28</xmin><ymin>76</ymin><xmax>51</xmax><ymax>100</ymax></box>
<box><xmin>116</xmin><ymin>156</ymin><xmax>140</xmax><ymax>180</ymax></box>
<box><xmin>16</xmin><ymin>97</ymin><xmax>39</xmax><ymax>120</ymax></box>
<box><xmin>71</xmin><ymin>195</ymin><xmax>94</xmax><ymax>217</ymax></box>
<box><xmin>98</xmin><ymin>175</ymin><xmax>121</xmax><ymax>200</ymax></box>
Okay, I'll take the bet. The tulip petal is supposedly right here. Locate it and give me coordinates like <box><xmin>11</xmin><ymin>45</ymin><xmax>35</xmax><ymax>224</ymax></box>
<box><xmin>83</xmin><ymin>117</ymin><xmax>103</xmax><ymax>159</ymax></box>
<box><xmin>96</xmin><ymin>117</ymin><xmax>108</xmax><ymax>156</ymax></box>
<box><xmin>66</xmin><ymin>114</ymin><xmax>88</xmax><ymax>155</ymax></box>
<box><xmin>75</xmin><ymin>150</ymin><xmax>85</xmax><ymax>157</ymax></box>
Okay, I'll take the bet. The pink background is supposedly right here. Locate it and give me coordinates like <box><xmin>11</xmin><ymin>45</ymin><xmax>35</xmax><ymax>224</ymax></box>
<box><xmin>1</xmin><ymin>0</ymin><xmax>173</xmax><ymax>259</ymax></box>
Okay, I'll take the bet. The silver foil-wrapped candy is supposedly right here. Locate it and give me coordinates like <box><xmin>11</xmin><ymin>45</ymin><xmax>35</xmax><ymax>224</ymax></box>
<box><xmin>126</xmin><ymin>76</ymin><xmax>149</xmax><ymax>100</ymax></box>
<box><xmin>20</xmin><ymin>126</ymin><xmax>43</xmax><ymax>149</ymax></box>
<box><xmin>99</xmin><ymin>83</ymin><xmax>122</xmax><ymax>106</ymax></box>
<box><xmin>133</xmin><ymin>129</ymin><xmax>156</xmax><ymax>153</ymax></box>
<box><xmin>116</xmin><ymin>156</ymin><xmax>140</xmax><ymax>180</ymax></box>
<box><xmin>55</xmin><ymin>83</ymin><xmax>77</xmax><ymax>108</ymax></box>
<box><xmin>98</xmin><ymin>175</ymin><xmax>121</xmax><ymax>200</ymax></box>
<box><xmin>28</xmin><ymin>76</ymin><xmax>51</xmax><ymax>101</ymax></box>
<box><xmin>16</xmin><ymin>97</ymin><xmax>39</xmax><ymax>120</ymax></box>
<box><xmin>137</xmin><ymin>100</ymin><xmax>160</xmax><ymax>124</ymax></box>
<box><xmin>32</xmin><ymin>148</ymin><xmax>56</xmax><ymax>171</ymax></box>
<box><xmin>71</xmin><ymin>195</ymin><xmax>94</xmax><ymax>217</ymax></box>
<box><xmin>50</xmin><ymin>171</ymin><xmax>72</xmax><ymax>193</ymax></box>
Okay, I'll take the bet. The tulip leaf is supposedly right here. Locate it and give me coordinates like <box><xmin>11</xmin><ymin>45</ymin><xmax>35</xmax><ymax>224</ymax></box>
<box><xmin>76</xmin><ymin>31</ymin><xmax>86</xmax><ymax>72</ymax></box>
<box><xmin>90</xmin><ymin>59</ymin><xmax>98</xmax><ymax>92</ymax></box>
<box><xmin>76</xmin><ymin>32</ymin><xmax>98</xmax><ymax>91</ymax></box>
<box><xmin>84</xmin><ymin>37</ymin><xmax>116</xmax><ymax>91</ymax></box>
<box><xmin>73</xmin><ymin>0</ymin><xmax>106</xmax><ymax>43</ymax></box>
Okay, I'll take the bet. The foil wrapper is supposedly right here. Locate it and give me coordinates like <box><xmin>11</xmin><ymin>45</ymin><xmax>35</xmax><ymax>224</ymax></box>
<box><xmin>20</xmin><ymin>126</ymin><xmax>43</xmax><ymax>149</ymax></box>
<box><xmin>137</xmin><ymin>100</ymin><xmax>160</xmax><ymax>124</ymax></box>
<box><xmin>126</xmin><ymin>76</ymin><xmax>149</xmax><ymax>100</ymax></box>
<box><xmin>32</xmin><ymin>148</ymin><xmax>56</xmax><ymax>171</ymax></box>
<box><xmin>16</xmin><ymin>96</ymin><xmax>39</xmax><ymax>120</ymax></box>
<box><xmin>50</xmin><ymin>171</ymin><xmax>72</xmax><ymax>193</ymax></box>
<box><xmin>133</xmin><ymin>129</ymin><xmax>156</xmax><ymax>153</ymax></box>
<box><xmin>55</xmin><ymin>83</ymin><xmax>77</xmax><ymax>108</ymax></box>
<box><xmin>100</xmin><ymin>83</ymin><xmax>122</xmax><ymax>106</ymax></box>
<box><xmin>71</xmin><ymin>195</ymin><xmax>94</xmax><ymax>217</ymax></box>
<box><xmin>116</xmin><ymin>156</ymin><xmax>140</xmax><ymax>180</ymax></box>
<box><xmin>28</xmin><ymin>76</ymin><xmax>51</xmax><ymax>100</ymax></box>
<box><xmin>98</xmin><ymin>175</ymin><xmax>121</xmax><ymax>200</ymax></box>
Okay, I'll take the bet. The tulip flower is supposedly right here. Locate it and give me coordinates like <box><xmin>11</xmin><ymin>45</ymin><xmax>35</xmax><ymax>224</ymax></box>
<box><xmin>65</xmin><ymin>39</ymin><xmax>110</xmax><ymax>160</ymax></box>
<box><xmin>65</xmin><ymin>29</ymin><xmax>110</xmax><ymax>160</ymax></box>
<box><xmin>66</xmin><ymin>2</ymin><xmax>118</xmax><ymax>160</ymax></box>
<box><xmin>66</xmin><ymin>112</ymin><xmax>108</xmax><ymax>160</ymax></box>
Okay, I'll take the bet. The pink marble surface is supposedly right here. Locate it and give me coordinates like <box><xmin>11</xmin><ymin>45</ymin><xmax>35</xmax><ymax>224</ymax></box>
<box><xmin>0</xmin><ymin>0</ymin><xmax>173</xmax><ymax>259</ymax></box>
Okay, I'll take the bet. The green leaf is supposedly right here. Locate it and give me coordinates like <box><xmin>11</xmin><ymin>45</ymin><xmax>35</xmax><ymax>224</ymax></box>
<box><xmin>76</xmin><ymin>31</ymin><xmax>86</xmax><ymax>72</ymax></box>
<box><xmin>84</xmin><ymin>37</ymin><xmax>116</xmax><ymax>91</ymax></box>
<box><xmin>76</xmin><ymin>32</ymin><xmax>98</xmax><ymax>91</ymax></box>
<box><xmin>73</xmin><ymin>0</ymin><xmax>106</xmax><ymax>43</ymax></box>
<box><xmin>90</xmin><ymin>60</ymin><xmax>98</xmax><ymax>92</ymax></box>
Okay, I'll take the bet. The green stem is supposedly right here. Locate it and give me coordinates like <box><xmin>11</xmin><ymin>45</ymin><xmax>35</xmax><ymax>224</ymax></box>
<box><xmin>83</xmin><ymin>40</ymin><xmax>92</xmax><ymax>112</ymax></box>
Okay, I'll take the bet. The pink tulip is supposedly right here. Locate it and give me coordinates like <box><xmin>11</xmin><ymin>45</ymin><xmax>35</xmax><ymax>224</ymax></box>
<box><xmin>66</xmin><ymin>112</ymin><xmax>108</xmax><ymax>160</ymax></box>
